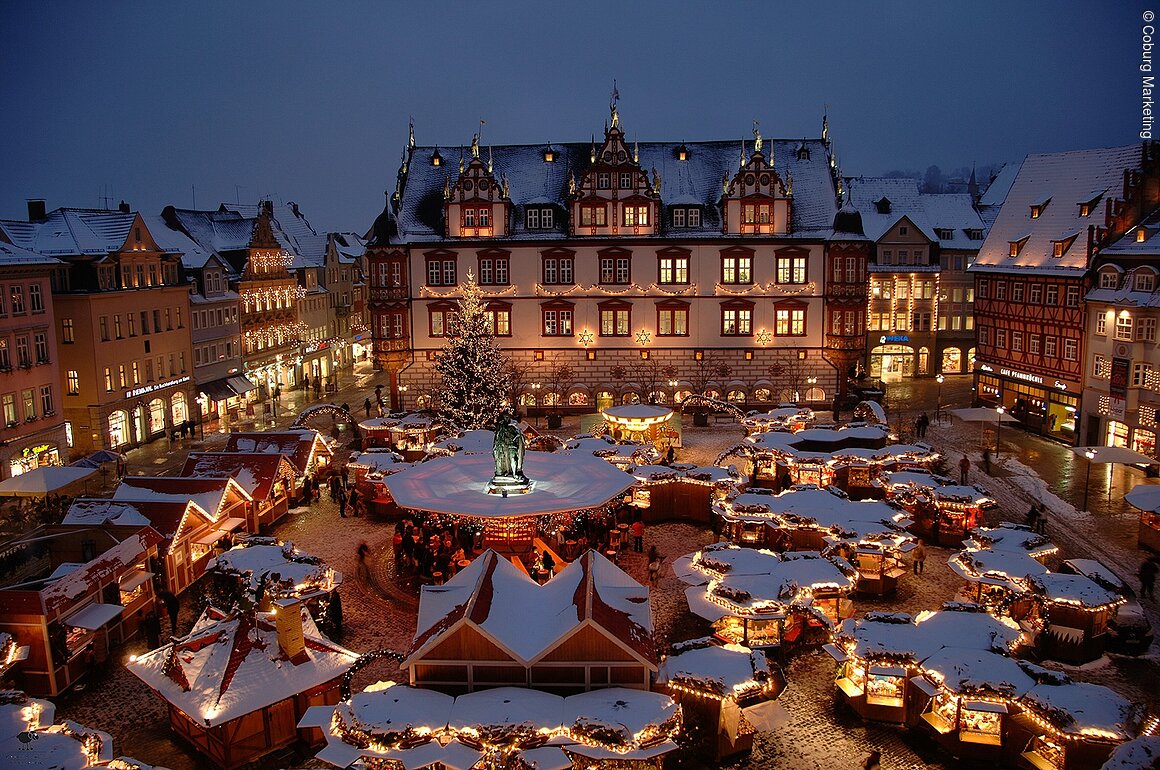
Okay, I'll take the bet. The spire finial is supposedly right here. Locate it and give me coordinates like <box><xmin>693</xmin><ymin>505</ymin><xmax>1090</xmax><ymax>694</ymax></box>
<box><xmin>470</xmin><ymin>133</ymin><xmax>479</xmax><ymax>160</ymax></box>
<box><xmin>610</xmin><ymin>79</ymin><xmax>620</xmax><ymax>128</ymax></box>
<box><xmin>408</xmin><ymin>117</ymin><xmax>415</xmax><ymax>149</ymax></box>
<box><xmin>822</xmin><ymin>108</ymin><xmax>830</xmax><ymax>144</ymax></box>
<box><xmin>633</xmin><ymin>140</ymin><xmax>639</xmax><ymax>164</ymax></box>
<box><xmin>753</xmin><ymin>120</ymin><xmax>762</xmax><ymax>155</ymax></box>
<box><xmin>488</xmin><ymin>145</ymin><xmax>493</xmax><ymax>174</ymax></box>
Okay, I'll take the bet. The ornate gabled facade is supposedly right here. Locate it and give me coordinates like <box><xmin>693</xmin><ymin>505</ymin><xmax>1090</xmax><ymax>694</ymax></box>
<box><xmin>971</xmin><ymin>142</ymin><xmax>1160</xmax><ymax>443</ymax></box>
<box><xmin>368</xmin><ymin>107</ymin><xmax>864</xmax><ymax>412</ymax></box>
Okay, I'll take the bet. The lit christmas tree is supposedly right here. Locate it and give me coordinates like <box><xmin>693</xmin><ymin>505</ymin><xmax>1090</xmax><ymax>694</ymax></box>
<box><xmin>434</xmin><ymin>272</ymin><xmax>508</xmax><ymax>430</ymax></box>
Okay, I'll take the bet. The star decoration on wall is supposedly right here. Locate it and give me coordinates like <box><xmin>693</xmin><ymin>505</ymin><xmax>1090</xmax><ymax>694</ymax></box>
<box><xmin>578</xmin><ymin>329</ymin><xmax>594</xmax><ymax>346</ymax></box>
<box><xmin>755</xmin><ymin>329</ymin><xmax>772</xmax><ymax>345</ymax></box>
<box><xmin>635</xmin><ymin>329</ymin><xmax>652</xmax><ymax>346</ymax></box>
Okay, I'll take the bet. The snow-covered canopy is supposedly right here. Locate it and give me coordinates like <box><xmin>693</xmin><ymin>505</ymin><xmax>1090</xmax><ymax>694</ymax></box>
<box><xmin>835</xmin><ymin>608</ymin><xmax>1023</xmax><ymax>664</ymax></box>
<box><xmin>714</xmin><ymin>487</ymin><xmax>912</xmax><ymax>545</ymax></box>
<box><xmin>207</xmin><ymin>538</ymin><xmax>339</xmax><ymax>601</ymax></box>
<box><xmin>431</xmin><ymin>429</ymin><xmax>497</xmax><ymax>455</ymax></box>
<box><xmin>346</xmin><ymin>450</ymin><xmax>408</xmax><ymax>475</ymax></box>
<box><xmin>1030</xmin><ymin>573</ymin><xmax>1123</xmax><ymax>610</ymax></box>
<box><xmin>966</xmin><ymin>523</ymin><xmax>1058</xmax><ymax>559</ymax></box>
<box><xmin>1020</xmin><ymin>681</ymin><xmax>1139</xmax><ymax>740</ymax></box>
<box><xmin>1099</xmin><ymin>736</ymin><xmax>1160</xmax><ymax>770</ymax></box>
<box><xmin>659</xmin><ymin>642</ymin><xmax>772</xmax><ymax>699</ymax></box>
<box><xmin>949</xmin><ymin>547</ymin><xmax>1049</xmax><ymax>585</ymax></box>
<box><xmin>128</xmin><ymin>606</ymin><xmax>357</xmax><ymax>727</ymax></box>
<box><xmin>0</xmin><ymin>691</ymin><xmax>113</xmax><ymax>769</ymax></box>
<box><xmin>919</xmin><ymin>648</ymin><xmax>1035</xmax><ymax>698</ymax></box>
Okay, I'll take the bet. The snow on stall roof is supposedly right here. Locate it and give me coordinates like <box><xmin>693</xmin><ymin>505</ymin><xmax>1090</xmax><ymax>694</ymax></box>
<box><xmin>347</xmin><ymin>681</ymin><xmax>454</xmax><ymax>737</ymax></box>
<box><xmin>223</xmin><ymin>431</ymin><xmax>330</xmax><ymax>474</ymax></box>
<box><xmin>660</xmin><ymin>643</ymin><xmax>769</xmax><ymax>695</ymax></box>
<box><xmin>447</xmin><ymin>686</ymin><xmax>565</xmax><ymax>732</ymax></box>
<box><xmin>1031</xmin><ymin>572</ymin><xmax>1122</xmax><ymax>608</ymax></box>
<box><xmin>950</xmin><ymin>547</ymin><xmax>1048</xmax><ymax>582</ymax></box>
<box><xmin>967</xmin><ymin>524</ymin><xmax>1056</xmax><ymax>556</ymax></box>
<box><xmin>1021</xmin><ymin>681</ymin><xmax>1138</xmax><ymax>739</ymax></box>
<box><xmin>179</xmin><ymin>452</ymin><xmax>296</xmax><ymax>501</ymax></box>
<box><xmin>432</xmin><ymin>429</ymin><xmax>496</xmax><ymax>454</ymax></box>
<box><xmin>411</xmin><ymin>549</ymin><xmax>653</xmax><ymax>666</ymax></box>
<box><xmin>602</xmin><ymin>404</ymin><xmax>673</xmax><ymax>421</ymax></box>
<box><xmin>127</xmin><ymin>606</ymin><xmax>357</xmax><ymax>727</ymax></box>
<box><xmin>61</xmin><ymin>498</ymin><xmax>155</xmax><ymax>528</ymax></box>
<box><xmin>837</xmin><ymin>609</ymin><xmax>1022</xmax><ymax>663</ymax></box>
<box><xmin>1062</xmin><ymin>559</ymin><xmax>1129</xmax><ymax>593</ymax></box>
<box><xmin>41</xmin><ymin>527</ymin><xmax>163</xmax><ymax>613</ymax></box>
<box><xmin>974</xmin><ymin>145</ymin><xmax>1141</xmax><ymax>275</ymax></box>
<box><xmin>1099</xmin><ymin>736</ymin><xmax>1160</xmax><ymax>770</ymax></box>
<box><xmin>920</xmin><ymin>648</ymin><xmax>1035</xmax><ymax>696</ymax></box>
<box><xmin>386</xmin><ymin>453</ymin><xmax>635</xmax><ymax>518</ymax></box>
<box><xmin>207</xmin><ymin>541</ymin><xmax>330</xmax><ymax>594</ymax></box>
<box><xmin>113</xmin><ymin>476</ymin><xmax>249</xmax><ymax>520</ymax></box>
<box><xmin>685</xmin><ymin>465</ymin><xmax>746</xmax><ymax>485</ymax></box>
<box><xmin>347</xmin><ymin>451</ymin><xmax>407</xmax><ymax>473</ymax></box>
<box><xmin>563</xmin><ymin>688</ymin><xmax>678</xmax><ymax>741</ymax></box>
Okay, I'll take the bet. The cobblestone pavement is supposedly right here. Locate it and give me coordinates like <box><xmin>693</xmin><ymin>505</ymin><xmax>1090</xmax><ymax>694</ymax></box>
<box><xmin>50</xmin><ymin>375</ymin><xmax>1160</xmax><ymax>769</ymax></box>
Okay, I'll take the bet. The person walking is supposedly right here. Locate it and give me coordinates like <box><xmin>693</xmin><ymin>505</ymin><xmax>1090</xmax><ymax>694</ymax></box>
<box><xmin>157</xmin><ymin>590</ymin><xmax>180</xmax><ymax>635</ymax></box>
<box><xmin>1139</xmin><ymin>558</ymin><xmax>1157</xmax><ymax>599</ymax></box>
<box><xmin>863</xmin><ymin>750</ymin><xmax>882</xmax><ymax>770</ymax></box>
<box><xmin>647</xmin><ymin>545</ymin><xmax>664</xmax><ymax>586</ymax></box>
<box><xmin>983</xmin><ymin>448</ymin><xmax>992</xmax><ymax>475</ymax></box>
<box><xmin>350</xmin><ymin>487</ymin><xmax>361</xmax><ymax>516</ymax></box>
<box><xmin>912</xmin><ymin>541</ymin><xmax>926</xmax><ymax>575</ymax></box>
<box><xmin>364</xmin><ymin>397</ymin><xmax>372</xmax><ymax>418</ymax></box>
<box><xmin>338</xmin><ymin>488</ymin><xmax>348</xmax><ymax>518</ymax></box>
<box><xmin>959</xmin><ymin>455</ymin><xmax>971</xmax><ymax>485</ymax></box>
<box><xmin>631</xmin><ymin>518</ymin><xmax>644</xmax><ymax>553</ymax></box>
<box><xmin>357</xmin><ymin>542</ymin><xmax>371</xmax><ymax>580</ymax></box>
<box><xmin>303</xmin><ymin>374</ymin><xmax>310</xmax><ymax>393</ymax></box>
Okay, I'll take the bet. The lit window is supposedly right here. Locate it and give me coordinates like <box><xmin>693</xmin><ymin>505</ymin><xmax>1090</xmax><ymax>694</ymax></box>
<box><xmin>657</xmin><ymin>305</ymin><xmax>688</xmax><ymax>336</ymax></box>
<box><xmin>600</xmin><ymin>307</ymin><xmax>630</xmax><ymax>336</ymax></box>
<box><xmin>658</xmin><ymin>255</ymin><xmax>689</xmax><ymax>285</ymax></box>
<box><xmin>722</xmin><ymin>254</ymin><xmax>753</xmax><ymax>284</ymax></box>
<box><xmin>624</xmin><ymin>205</ymin><xmax>649</xmax><ymax>227</ymax></box>
<box><xmin>775</xmin><ymin>305</ymin><xmax>806</xmax><ymax>336</ymax></box>
<box><xmin>67</xmin><ymin>371</ymin><xmax>80</xmax><ymax>395</ymax></box>
<box><xmin>542</xmin><ymin>307</ymin><xmax>574</xmax><ymax>336</ymax></box>
<box><xmin>721</xmin><ymin>306</ymin><xmax>752</xmax><ymax>336</ymax></box>
<box><xmin>1138</xmin><ymin>317</ymin><xmax>1157</xmax><ymax>342</ymax></box>
<box><xmin>1096</xmin><ymin>314</ymin><xmax>1108</xmax><ymax>335</ymax></box>
<box><xmin>1137</xmin><ymin>272</ymin><xmax>1156</xmax><ymax>292</ymax></box>
<box><xmin>61</xmin><ymin>318</ymin><xmax>74</xmax><ymax>344</ymax></box>
<box><xmin>776</xmin><ymin>255</ymin><xmax>807</xmax><ymax>284</ymax></box>
<box><xmin>1115</xmin><ymin>314</ymin><xmax>1134</xmax><ymax>340</ymax></box>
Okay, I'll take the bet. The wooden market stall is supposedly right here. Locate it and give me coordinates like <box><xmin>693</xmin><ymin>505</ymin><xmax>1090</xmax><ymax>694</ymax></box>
<box><xmin>659</xmin><ymin>640</ymin><xmax>786</xmax><ymax>761</ymax></box>
<box><xmin>1026</xmin><ymin>573</ymin><xmax>1126</xmax><ymax>664</ymax></box>
<box><xmin>127</xmin><ymin>603</ymin><xmax>357</xmax><ymax>770</ymax></box>
<box><xmin>179</xmin><ymin>452</ymin><xmax>298</xmax><ymax>530</ymax></box>
<box><xmin>223</xmin><ymin>430</ymin><xmax>335</xmax><ymax>497</ymax></box>
<box><xmin>205</xmin><ymin>536</ymin><xmax>341</xmax><ymax>625</ymax></box>
<box><xmin>1012</xmin><ymin>680</ymin><xmax>1144</xmax><ymax>770</ymax></box>
<box><xmin>346</xmin><ymin>450</ymin><xmax>408</xmax><ymax>518</ymax></box>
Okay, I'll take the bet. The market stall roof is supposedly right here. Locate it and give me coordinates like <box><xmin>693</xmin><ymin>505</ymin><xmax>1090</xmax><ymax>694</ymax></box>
<box><xmin>179</xmin><ymin>452</ymin><xmax>298</xmax><ymax>501</ymax></box>
<box><xmin>448</xmin><ymin>686</ymin><xmax>564</xmax><ymax>733</ymax></box>
<box><xmin>0</xmin><ymin>694</ymin><xmax>113</xmax><ymax>770</ymax></box>
<box><xmin>684</xmin><ymin>465</ymin><xmax>747</xmax><ymax>485</ymax></box>
<box><xmin>128</xmin><ymin>606</ymin><xmax>357</xmax><ymax>728</ymax></box>
<box><xmin>920</xmin><ymin>648</ymin><xmax>1035</xmax><ymax>697</ymax></box>
<box><xmin>836</xmin><ymin>609</ymin><xmax>1022</xmax><ymax>663</ymax></box>
<box><xmin>61</xmin><ymin>498</ymin><xmax>154</xmax><ymax>528</ymax></box>
<box><xmin>659</xmin><ymin>642</ymin><xmax>771</xmax><ymax>697</ymax></box>
<box><xmin>1072</xmin><ymin>445</ymin><xmax>1159</xmax><ymax>465</ymax></box>
<box><xmin>64</xmin><ymin>602</ymin><xmax>123</xmax><ymax>630</ymax></box>
<box><xmin>114</xmin><ymin>475</ymin><xmax>252</xmax><ymax>521</ymax></box>
<box><xmin>1125</xmin><ymin>483</ymin><xmax>1160</xmax><ymax>513</ymax></box>
<box><xmin>1099</xmin><ymin>736</ymin><xmax>1160</xmax><ymax>770</ymax></box>
<box><xmin>965</xmin><ymin>524</ymin><xmax>1057</xmax><ymax>558</ymax></box>
<box><xmin>386</xmin><ymin>452</ymin><xmax>635</xmax><ymax>518</ymax></box>
<box><xmin>0</xmin><ymin>466</ymin><xmax>97</xmax><ymax>497</ymax></box>
<box><xmin>1021</xmin><ymin>681</ymin><xmax>1139</xmax><ymax>740</ymax></box>
<box><xmin>347</xmin><ymin>451</ymin><xmax>406</xmax><ymax>472</ymax></box>
<box><xmin>1030</xmin><ymin>572</ymin><xmax>1123</xmax><ymax>609</ymax></box>
<box><xmin>409</xmin><ymin>549</ymin><xmax>654</xmax><ymax>667</ymax></box>
<box><xmin>346</xmin><ymin>681</ymin><xmax>454</xmax><ymax>739</ymax></box>
<box><xmin>601</xmin><ymin>403</ymin><xmax>674</xmax><ymax>425</ymax></box>
<box><xmin>562</xmin><ymin>688</ymin><xmax>679</xmax><ymax>746</ymax></box>
<box><xmin>949</xmin><ymin>407</ymin><xmax>1022</xmax><ymax>424</ymax></box>
<box><xmin>223</xmin><ymin>430</ymin><xmax>333</xmax><ymax>474</ymax></box>
<box><xmin>431</xmin><ymin>429</ymin><xmax>496</xmax><ymax>454</ymax></box>
<box><xmin>949</xmin><ymin>547</ymin><xmax>1049</xmax><ymax>584</ymax></box>
<box><xmin>39</xmin><ymin>526</ymin><xmax>164</xmax><ymax>615</ymax></box>
<box><xmin>207</xmin><ymin>538</ymin><xmax>337</xmax><ymax>598</ymax></box>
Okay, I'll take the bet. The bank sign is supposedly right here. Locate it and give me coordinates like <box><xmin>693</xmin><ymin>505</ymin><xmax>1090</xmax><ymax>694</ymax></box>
<box><xmin>1110</xmin><ymin>357</ymin><xmax>1131</xmax><ymax>420</ymax></box>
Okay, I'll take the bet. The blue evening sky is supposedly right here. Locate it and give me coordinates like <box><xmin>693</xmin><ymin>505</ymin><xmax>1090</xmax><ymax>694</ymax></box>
<box><xmin>0</xmin><ymin>0</ymin><xmax>1147</xmax><ymax>232</ymax></box>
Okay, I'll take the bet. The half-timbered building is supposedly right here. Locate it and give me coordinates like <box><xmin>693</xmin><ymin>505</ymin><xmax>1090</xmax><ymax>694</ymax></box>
<box><xmin>367</xmin><ymin>108</ymin><xmax>865</xmax><ymax>413</ymax></box>
<box><xmin>971</xmin><ymin>143</ymin><xmax>1160</xmax><ymax>442</ymax></box>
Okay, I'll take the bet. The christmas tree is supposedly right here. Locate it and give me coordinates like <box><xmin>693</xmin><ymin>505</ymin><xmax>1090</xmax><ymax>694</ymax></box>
<box><xmin>434</xmin><ymin>272</ymin><xmax>508</xmax><ymax>430</ymax></box>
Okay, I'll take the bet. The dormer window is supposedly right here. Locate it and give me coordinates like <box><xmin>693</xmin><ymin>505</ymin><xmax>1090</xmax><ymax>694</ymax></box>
<box><xmin>1080</xmin><ymin>204</ymin><xmax>1091</xmax><ymax>217</ymax></box>
<box><xmin>525</xmin><ymin>206</ymin><xmax>554</xmax><ymax>230</ymax></box>
<box><xmin>671</xmin><ymin>207</ymin><xmax>701</xmax><ymax>229</ymax></box>
<box><xmin>432</xmin><ymin>148</ymin><xmax>443</xmax><ymax>167</ymax></box>
<box><xmin>936</xmin><ymin>228</ymin><xmax>954</xmax><ymax>240</ymax></box>
<box><xmin>874</xmin><ymin>197</ymin><xmax>892</xmax><ymax>215</ymax></box>
<box><xmin>795</xmin><ymin>142</ymin><xmax>810</xmax><ymax>161</ymax></box>
<box><xmin>1051</xmin><ymin>234</ymin><xmax>1078</xmax><ymax>258</ymax></box>
<box><xmin>675</xmin><ymin>144</ymin><xmax>689</xmax><ymax>161</ymax></box>
<box><xmin>1138</xmin><ymin>228</ymin><xmax>1148</xmax><ymax>242</ymax></box>
<box><xmin>965</xmin><ymin>229</ymin><xmax>984</xmax><ymax>240</ymax></box>
<box><xmin>1099</xmin><ymin>271</ymin><xmax>1119</xmax><ymax>289</ymax></box>
<box><xmin>1009</xmin><ymin>236</ymin><xmax>1029</xmax><ymax>257</ymax></box>
<box><xmin>543</xmin><ymin>145</ymin><xmax>556</xmax><ymax>163</ymax></box>
<box><xmin>1137</xmin><ymin>271</ymin><xmax>1156</xmax><ymax>292</ymax></box>
<box><xmin>1030</xmin><ymin>198</ymin><xmax>1050</xmax><ymax>218</ymax></box>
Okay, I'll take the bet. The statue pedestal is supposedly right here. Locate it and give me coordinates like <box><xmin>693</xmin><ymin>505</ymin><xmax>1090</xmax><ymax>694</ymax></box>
<box><xmin>487</xmin><ymin>475</ymin><xmax>533</xmax><ymax>496</ymax></box>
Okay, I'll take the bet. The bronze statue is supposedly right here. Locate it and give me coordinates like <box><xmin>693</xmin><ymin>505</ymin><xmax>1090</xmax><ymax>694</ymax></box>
<box><xmin>492</xmin><ymin>415</ymin><xmax>526</xmax><ymax>482</ymax></box>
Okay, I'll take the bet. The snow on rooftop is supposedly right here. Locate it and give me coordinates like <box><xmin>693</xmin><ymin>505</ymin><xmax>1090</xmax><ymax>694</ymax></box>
<box><xmin>920</xmin><ymin>648</ymin><xmax>1035</xmax><ymax>697</ymax></box>
<box><xmin>660</xmin><ymin>643</ymin><xmax>769</xmax><ymax>696</ymax></box>
<box><xmin>1021</xmin><ymin>681</ymin><xmax>1138</xmax><ymax>739</ymax></box>
<box><xmin>1031</xmin><ymin>572</ymin><xmax>1122</xmax><ymax>608</ymax></box>
<box><xmin>839</xmin><ymin>608</ymin><xmax>1022</xmax><ymax>663</ymax></box>
<box><xmin>1099</xmin><ymin>736</ymin><xmax>1160</xmax><ymax>770</ymax></box>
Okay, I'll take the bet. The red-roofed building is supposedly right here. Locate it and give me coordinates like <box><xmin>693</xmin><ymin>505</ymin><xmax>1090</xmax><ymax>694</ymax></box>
<box><xmin>405</xmin><ymin>549</ymin><xmax>656</xmax><ymax>695</ymax></box>
<box><xmin>128</xmin><ymin>603</ymin><xmax>357</xmax><ymax>769</ymax></box>
<box><xmin>0</xmin><ymin>523</ymin><xmax>163</xmax><ymax>695</ymax></box>
<box><xmin>222</xmin><ymin>430</ymin><xmax>333</xmax><ymax>482</ymax></box>
<box><xmin>180</xmin><ymin>451</ymin><xmax>298</xmax><ymax>528</ymax></box>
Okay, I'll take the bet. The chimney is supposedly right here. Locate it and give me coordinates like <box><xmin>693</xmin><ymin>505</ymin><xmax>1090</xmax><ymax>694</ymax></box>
<box><xmin>273</xmin><ymin>597</ymin><xmax>307</xmax><ymax>663</ymax></box>
<box><xmin>26</xmin><ymin>200</ymin><xmax>46</xmax><ymax>222</ymax></box>
<box><xmin>262</xmin><ymin>200</ymin><xmax>274</xmax><ymax>216</ymax></box>
<box><xmin>118</xmin><ymin>200</ymin><xmax>130</xmax><ymax>214</ymax></box>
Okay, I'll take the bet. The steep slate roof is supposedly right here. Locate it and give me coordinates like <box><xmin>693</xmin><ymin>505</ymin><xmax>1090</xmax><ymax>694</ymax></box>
<box><xmin>973</xmin><ymin>144</ymin><xmax>1141</xmax><ymax>276</ymax></box>
<box><xmin>408</xmin><ymin>549</ymin><xmax>655</xmax><ymax>667</ymax></box>
<box><xmin>128</xmin><ymin>606</ymin><xmax>357</xmax><ymax>727</ymax></box>
<box><xmin>0</xmin><ymin>239</ymin><xmax>65</xmax><ymax>268</ymax></box>
<box><xmin>389</xmin><ymin>137</ymin><xmax>839</xmax><ymax>242</ymax></box>
<box><xmin>145</xmin><ymin>213</ymin><xmax>216</xmax><ymax>270</ymax></box>
<box><xmin>847</xmin><ymin>176</ymin><xmax>986</xmax><ymax>248</ymax></box>
<box><xmin>977</xmin><ymin>161</ymin><xmax>1021</xmax><ymax>227</ymax></box>
<box><xmin>114</xmin><ymin>476</ymin><xmax>252</xmax><ymax>521</ymax></box>
<box><xmin>180</xmin><ymin>452</ymin><xmax>297</xmax><ymax>501</ymax></box>
<box><xmin>0</xmin><ymin>208</ymin><xmax>141</xmax><ymax>257</ymax></box>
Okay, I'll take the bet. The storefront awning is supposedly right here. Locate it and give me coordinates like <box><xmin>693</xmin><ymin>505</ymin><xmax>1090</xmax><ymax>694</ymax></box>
<box><xmin>227</xmin><ymin>375</ymin><xmax>257</xmax><ymax>395</ymax></box>
<box><xmin>199</xmin><ymin>376</ymin><xmax>259</xmax><ymax>402</ymax></box>
<box><xmin>65</xmin><ymin>603</ymin><xmax>124</xmax><ymax>630</ymax></box>
<box><xmin>117</xmin><ymin>570</ymin><xmax>153</xmax><ymax>592</ymax></box>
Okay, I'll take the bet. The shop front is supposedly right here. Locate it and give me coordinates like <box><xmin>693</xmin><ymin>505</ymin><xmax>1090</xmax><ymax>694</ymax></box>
<box><xmin>974</xmin><ymin>365</ymin><xmax>1078</xmax><ymax>442</ymax></box>
<box><xmin>870</xmin><ymin>341</ymin><xmax>915</xmax><ymax>382</ymax></box>
<box><xmin>1</xmin><ymin>425</ymin><xmax>69</xmax><ymax>480</ymax></box>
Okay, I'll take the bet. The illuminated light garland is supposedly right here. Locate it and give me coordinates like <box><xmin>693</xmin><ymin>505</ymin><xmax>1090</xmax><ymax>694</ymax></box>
<box><xmin>647</xmin><ymin>282</ymin><xmax>698</xmax><ymax>295</ymax></box>
<box><xmin>419</xmin><ymin>283</ymin><xmax>519</xmax><ymax>298</ymax></box>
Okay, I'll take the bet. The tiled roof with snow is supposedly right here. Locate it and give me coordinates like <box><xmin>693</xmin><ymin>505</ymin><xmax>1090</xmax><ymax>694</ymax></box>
<box><xmin>0</xmin><ymin>208</ymin><xmax>140</xmax><ymax>257</ymax></box>
<box><xmin>61</xmin><ymin>497</ymin><xmax>205</xmax><ymax>540</ymax></box>
<box><xmin>144</xmin><ymin>213</ymin><xmax>216</xmax><ymax>270</ymax></box>
<box><xmin>223</xmin><ymin>431</ymin><xmax>330</xmax><ymax>474</ymax></box>
<box><xmin>846</xmin><ymin>177</ymin><xmax>985</xmax><ymax>249</ymax></box>
<box><xmin>0</xmin><ymin>239</ymin><xmax>64</xmax><ymax>268</ymax></box>
<box><xmin>39</xmin><ymin>527</ymin><xmax>164</xmax><ymax>614</ymax></box>
<box><xmin>392</xmin><ymin>137</ymin><xmax>838</xmax><ymax>242</ymax></box>
<box><xmin>973</xmin><ymin>145</ymin><xmax>1141</xmax><ymax>275</ymax></box>
<box><xmin>409</xmin><ymin>549</ymin><xmax>654</xmax><ymax>667</ymax></box>
<box><xmin>113</xmin><ymin>476</ymin><xmax>251</xmax><ymax>521</ymax></box>
<box><xmin>128</xmin><ymin>606</ymin><xmax>357</xmax><ymax>727</ymax></box>
<box><xmin>163</xmin><ymin>208</ymin><xmax>255</xmax><ymax>256</ymax></box>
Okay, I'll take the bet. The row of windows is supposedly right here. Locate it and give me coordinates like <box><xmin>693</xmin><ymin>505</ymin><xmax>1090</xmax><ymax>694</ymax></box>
<box><xmin>99</xmin><ymin>354</ymin><xmax>187</xmax><ymax>393</ymax></box>
<box><xmin>423</xmin><ymin>252</ymin><xmax>814</xmax><ymax>287</ymax></box>
<box><xmin>979</xmin><ymin>327</ymin><xmax>1078</xmax><ymax>360</ymax></box>
<box><xmin>0</xmin><ymin>284</ymin><xmax>46</xmax><ymax>317</ymax></box>
<box><xmin>192</xmin><ymin>306</ymin><xmax>239</xmax><ymax>330</ymax></box>
<box><xmin>878</xmin><ymin>248</ymin><xmax>928</xmax><ymax>266</ymax></box>
<box><xmin>979</xmin><ymin>279</ymin><xmax>1081</xmax><ymax>306</ymax></box>
<box><xmin>870</xmin><ymin>281</ymin><xmax>940</xmax><ymax>301</ymax></box>
<box><xmin>0</xmin><ymin>332</ymin><xmax>51</xmax><ymax>369</ymax></box>
<box><xmin>193</xmin><ymin>340</ymin><xmax>238</xmax><ymax>367</ymax></box>
<box><xmin>107</xmin><ymin>259</ymin><xmax>180</xmax><ymax>290</ymax></box>
<box><xmin>1093</xmin><ymin>354</ymin><xmax>1156</xmax><ymax>387</ymax></box>
<box><xmin>867</xmin><ymin>312</ymin><xmax>936</xmax><ymax>332</ymax></box>
<box><xmin>79</xmin><ymin>308</ymin><xmax>185</xmax><ymax>344</ymax></box>
<box><xmin>522</xmin><ymin>205</ymin><xmax>701</xmax><ymax>231</ymax></box>
<box><xmin>1094</xmin><ymin>313</ymin><xmax>1158</xmax><ymax>342</ymax></box>
<box><xmin>0</xmin><ymin>385</ymin><xmax>54</xmax><ymax>426</ymax></box>
<box><xmin>1098</xmin><ymin>270</ymin><xmax>1156</xmax><ymax>292</ymax></box>
<box><xmin>425</xmin><ymin>302</ymin><xmax>812</xmax><ymax>339</ymax></box>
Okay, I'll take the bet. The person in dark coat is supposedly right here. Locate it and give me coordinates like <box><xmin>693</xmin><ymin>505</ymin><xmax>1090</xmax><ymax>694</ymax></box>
<box><xmin>364</xmin><ymin>397</ymin><xmax>372</xmax><ymax>417</ymax></box>
<box><xmin>326</xmin><ymin>591</ymin><xmax>343</xmax><ymax>638</ymax></box>
<box><xmin>157</xmin><ymin>590</ymin><xmax>179</xmax><ymax>634</ymax></box>
<box><xmin>1140</xmin><ymin>558</ymin><xmax>1157</xmax><ymax>599</ymax></box>
<box><xmin>142</xmin><ymin>611</ymin><xmax>162</xmax><ymax>649</ymax></box>
<box><xmin>338</xmin><ymin>488</ymin><xmax>348</xmax><ymax>518</ymax></box>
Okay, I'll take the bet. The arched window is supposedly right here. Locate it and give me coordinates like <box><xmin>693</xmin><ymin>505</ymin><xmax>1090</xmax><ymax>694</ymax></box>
<box><xmin>727</xmin><ymin>389</ymin><xmax>746</xmax><ymax>403</ymax></box>
<box><xmin>109</xmin><ymin>410</ymin><xmax>129</xmax><ymax>447</ymax></box>
<box><xmin>805</xmin><ymin>387</ymin><xmax>827</xmax><ymax>402</ymax></box>
<box><xmin>918</xmin><ymin>347</ymin><xmax>930</xmax><ymax>375</ymax></box>
<box><xmin>171</xmin><ymin>392</ymin><xmax>187</xmax><ymax>425</ymax></box>
<box><xmin>778</xmin><ymin>389</ymin><xmax>799</xmax><ymax>403</ymax></box>
<box><xmin>941</xmin><ymin>348</ymin><xmax>962</xmax><ymax>374</ymax></box>
<box><xmin>754</xmin><ymin>388</ymin><xmax>772</xmax><ymax>402</ymax></box>
<box><xmin>706</xmin><ymin>388</ymin><xmax>722</xmax><ymax>400</ymax></box>
<box><xmin>519</xmin><ymin>392</ymin><xmax>537</xmax><ymax>406</ymax></box>
<box><xmin>568</xmin><ymin>391</ymin><xmax>589</xmax><ymax>406</ymax></box>
<box><xmin>674</xmin><ymin>389</ymin><xmax>692</xmax><ymax>404</ymax></box>
<box><xmin>597</xmin><ymin>390</ymin><xmax>615</xmax><ymax>410</ymax></box>
<box><xmin>621</xmin><ymin>392</ymin><xmax>641</xmax><ymax>405</ymax></box>
<box><xmin>148</xmin><ymin>398</ymin><xmax>166</xmax><ymax>433</ymax></box>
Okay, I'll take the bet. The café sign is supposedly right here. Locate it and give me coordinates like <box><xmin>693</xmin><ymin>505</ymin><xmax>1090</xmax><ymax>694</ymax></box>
<box><xmin>125</xmin><ymin>375</ymin><xmax>190</xmax><ymax>400</ymax></box>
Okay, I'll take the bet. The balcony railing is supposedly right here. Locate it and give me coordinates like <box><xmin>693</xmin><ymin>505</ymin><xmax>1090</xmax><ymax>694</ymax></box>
<box><xmin>369</xmin><ymin>287</ymin><xmax>409</xmax><ymax>302</ymax></box>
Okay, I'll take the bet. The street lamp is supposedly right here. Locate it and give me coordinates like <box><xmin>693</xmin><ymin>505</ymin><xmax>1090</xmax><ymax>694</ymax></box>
<box><xmin>531</xmin><ymin>383</ymin><xmax>542</xmax><ymax>426</ymax></box>
<box><xmin>668</xmin><ymin>378</ymin><xmax>679</xmax><ymax>404</ymax></box>
<box><xmin>398</xmin><ymin>385</ymin><xmax>408</xmax><ymax>412</ymax></box>
<box><xmin>995</xmin><ymin>405</ymin><xmax>1005</xmax><ymax>459</ymax></box>
<box><xmin>1083</xmin><ymin>448</ymin><xmax>1096</xmax><ymax>512</ymax></box>
<box><xmin>936</xmin><ymin>374</ymin><xmax>944</xmax><ymax>424</ymax></box>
